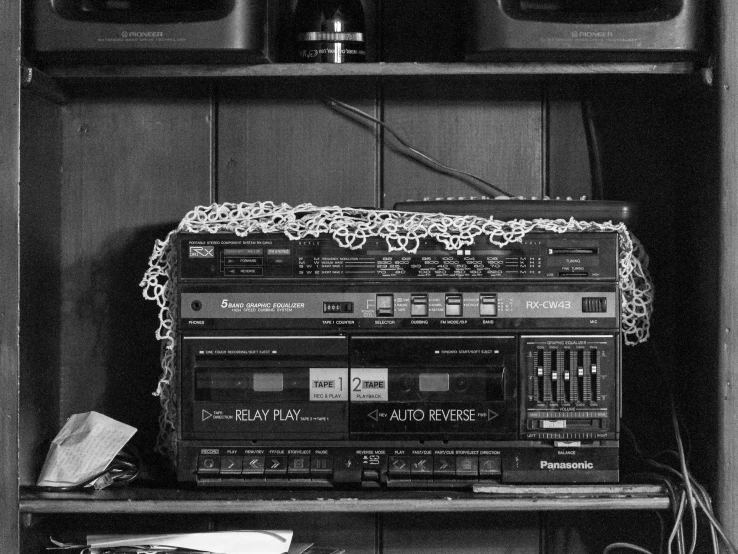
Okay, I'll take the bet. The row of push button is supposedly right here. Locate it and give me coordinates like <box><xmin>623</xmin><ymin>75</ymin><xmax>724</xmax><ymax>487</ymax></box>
<box><xmin>388</xmin><ymin>454</ymin><xmax>501</xmax><ymax>479</ymax></box>
<box><xmin>198</xmin><ymin>454</ymin><xmax>332</xmax><ymax>478</ymax></box>
<box><xmin>376</xmin><ymin>293</ymin><xmax>499</xmax><ymax>318</ymax></box>
<box><xmin>197</xmin><ymin>453</ymin><xmax>501</xmax><ymax>481</ymax></box>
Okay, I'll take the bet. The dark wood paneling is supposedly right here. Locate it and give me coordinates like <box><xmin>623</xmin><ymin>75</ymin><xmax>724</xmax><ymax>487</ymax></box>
<box><xmin>382</xmin><ymin>79</ymin><xmax>543</xmax><ymax>207</ymax></box>
<box><xmin>384</xmin><ymin>512</ymin><xmax>539</xmax><ymax>554</ymax></box>
<box><xmin>55</xmin><ymin>84</ymin><xmax>212</xmax><ymax>468</ymax></box>
<box><xmin>0</xmin><ymin>1</ymin><xmax>20</xmax><ymax>551</ymax></box>
<box><xmin>19</xmin><ymin>91</ymin><xmax>63</xmax><ymax>486</ymax></box>
<box><xmin>543</xmin><ymin>511</ymin><xmax>664</xmax><ymax>554</ymax></box>
<box><xmin>218</xmin><ymin>81</ymin><xmax>378</xmax><ymax>208</ymax></box>
<box><xmin>546</xmin><ymin>82</ymin><xmax>592</xmax><ymax>199</ymax></box>
<box><xmin>381</xmin><ymin>0</ymin><xmax>467</xmax><ymax>62</ymax></box>
<box><xmin>580</xmin><ymin>77</ymin><xmax>721</xmax><ymax>500</ymax></box>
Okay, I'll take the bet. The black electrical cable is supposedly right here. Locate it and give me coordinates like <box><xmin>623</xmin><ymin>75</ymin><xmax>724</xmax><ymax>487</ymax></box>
<box><xmin>620</xmin><ymin>341</ymin><xmax>738</xmax><ymax>554</ymax></box>
<box><xmin>319</xmin><ymin>94</ymin><xmax>517</xmax><ymax>198</ymax></box>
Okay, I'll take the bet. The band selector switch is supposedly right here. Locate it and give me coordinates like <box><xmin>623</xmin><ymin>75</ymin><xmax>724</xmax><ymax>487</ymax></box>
<box><xmin>375</xmin><ymin>294</ymin><xmax>394</xmax><ymax>317</ymax></box>
<box><xmin>445</xmin><ymin>294</ymin><xmax>463</xmax><ymax>317</ymax></box>
<box><xmin>479</xmin><ymin>293</ymin><xmax>498</xmax><ymax>317</ymax></box>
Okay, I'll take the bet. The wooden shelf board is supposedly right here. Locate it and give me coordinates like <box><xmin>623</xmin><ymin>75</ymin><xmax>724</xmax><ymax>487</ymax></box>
<box><xmin>20</xmin><ymin>485</ymin><xmax>671</xmax><ymax>514</ymax></box>
<box><xmin>42</xmin><ymin>61</ymin><xmax>697</xmax><ymax>80</ymax></box>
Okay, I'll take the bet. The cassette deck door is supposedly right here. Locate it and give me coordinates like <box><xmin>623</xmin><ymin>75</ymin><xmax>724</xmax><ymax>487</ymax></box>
<box><xmin>348</xmin><ymin>336</ymin><xmax>518</xmax><ymax>440</ymax></box>
<box><xmin>180</xmin><ymin>335</ymin><xmax>349</xmax><ymax>440</ymax></box>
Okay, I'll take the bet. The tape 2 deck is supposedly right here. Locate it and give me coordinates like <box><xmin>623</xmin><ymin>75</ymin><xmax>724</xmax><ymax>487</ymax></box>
<box><xmin>29</xmin><ymin>0</ymin><xmax>276</xmax><ymax>64</ymax></box>
<box><xmin>176</xmin><ymin>230</ymin><xmax>621</xmax><ymax>487</ymax></box>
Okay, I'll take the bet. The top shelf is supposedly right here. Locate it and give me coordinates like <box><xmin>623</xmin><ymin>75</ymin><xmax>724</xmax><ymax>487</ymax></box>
<box><xmin>41</xmin><ymin>61</ymin><xmax>698</xmax><ymax>80</ymax></box>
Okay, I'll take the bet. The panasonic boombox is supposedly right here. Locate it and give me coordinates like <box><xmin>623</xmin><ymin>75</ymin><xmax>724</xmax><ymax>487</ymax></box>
<box><xmin>174</xmin><ymin>229</ymin><xmax>622</xmax><ymax>487</ymax></box>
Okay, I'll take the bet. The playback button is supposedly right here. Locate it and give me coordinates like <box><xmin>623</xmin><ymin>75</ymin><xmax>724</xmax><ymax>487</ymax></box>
<box><xmin>220</xmin><ymin>456</ymin><xmax>243</xmax><ymax>476</ymax></box>
<box><xmin>388</xmin><ymin>456</ymin><xmax>411</xmax><ymax>479</ymax></box>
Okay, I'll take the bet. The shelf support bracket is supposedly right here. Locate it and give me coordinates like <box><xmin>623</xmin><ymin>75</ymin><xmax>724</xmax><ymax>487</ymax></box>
<box><xmin>20</xmin><ymin>63</ymin><xmax>68</xmax><ymax>105</ymax></box>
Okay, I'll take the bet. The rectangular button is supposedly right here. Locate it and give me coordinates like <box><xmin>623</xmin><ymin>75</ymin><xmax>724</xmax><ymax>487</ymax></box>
<box><xmin>433</xmin><ymin>455</ymin><xmax>456</xmax><ymax>478</ymax></box>
<box><xmin>411</xmin><ymin>456</ymin><xmax>433</xmax><ymax>478</ymax></box>
<box><xmin>264</xmin><ymin>456</ymin><xmax>287</xmax><ymax>476</ymax></box>
<box><xmin>242</xmin><ymin>455</ymin><xmax>266</xmax><ymax>476</ymax></box>
<box><xmin>445</xmin><ymin>294</ymin><xmax>463</xmax><ymax>317</ymax></box>
<box><xmin>455</xmin><ymin>455</ymin><xmax>478</xmax><ymax>478</ymax></box>
<box><xmin>479</xmin><ymin>455</ymin><xmax>502</xmax><ymax>477</ymax></box>
<box><xmin>220</xmin><ymin>456</ymin><xmax>243</xmax><ymax>475</ymax></box>
<box><xmin>197</xmin><ymin>455</ymin><xmax>220</xmax><ymax>475</ymax></box>
<box><xmin>376</xmin><ymin>294</ymin><xmax>394</xmax><ymax>317</ymax></box>
<box><xmin>479</xmin><ymin>294</ymin><xmax>498</xmax><ymax>317</ymax></box>
<box><xmin>388</xmin><ymin>456</ymin><xmax>412</xmax><ymax>479</ymax></box>
<box><xmin>410</xmin><ymin>294</ymin><xmax>429</xmax><ymax>317</ymax></box>
<box><xmin>310</xmin><ymin>456</ymin><xmax>333</xmax><ymax>477</ymax></box>
<box><xmin>288</xmin><ymin>455</ymin><xmax>311</xmax><ymax>476</ymax></box>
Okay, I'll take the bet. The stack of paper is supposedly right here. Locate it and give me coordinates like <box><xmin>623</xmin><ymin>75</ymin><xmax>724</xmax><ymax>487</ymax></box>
<box><xmin>50</xmin><ymin>530</ymin><xmax>295</xmax><ymax>554</ymax></box>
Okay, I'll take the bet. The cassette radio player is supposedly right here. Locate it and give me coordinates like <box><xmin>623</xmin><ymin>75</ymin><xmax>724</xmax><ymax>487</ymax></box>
<box><xmin>175</xmin><ymin>230</ymin><xmax>622</xmax><ymax>487</ymax></box>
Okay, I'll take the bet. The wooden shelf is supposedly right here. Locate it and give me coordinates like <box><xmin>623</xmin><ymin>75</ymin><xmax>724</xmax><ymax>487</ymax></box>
<box><xmin>40</xmin><ymin>61</ymin><xmax>698</xmax><ymax>80</ymax></box>
<box><xmin>19</xmin><ymin>485</ymin><xmax>671</xmax><ymax>515</ymax></box>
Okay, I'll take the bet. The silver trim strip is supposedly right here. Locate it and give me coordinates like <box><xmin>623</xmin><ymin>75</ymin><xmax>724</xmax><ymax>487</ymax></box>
<box><xmin>297</xmin><ymin>32</ymin><xmax>364</xmax><ymax>41</ymax></box>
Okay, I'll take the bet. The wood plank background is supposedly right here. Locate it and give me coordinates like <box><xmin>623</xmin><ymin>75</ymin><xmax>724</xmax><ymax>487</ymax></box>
<box><xmin>27</xmin><ymin>81</ymin><xmax>565</xmax><ymax>461</ymax></box>
<box><xmin>16</xmin><ymin>72</ymin><xmax>725</xmax><ymax>551</ymax></box>
<box><xmin>54</xmin><ymin>82</ymin><xmax>213</xmax><ymax>466</ymax></box>
<box><xmin>218</xmin><ymin>80</ymin><xmax>379</xmax><ymax>207</ymax></box>
<box><xmin>19</xmin><ymin>91</ymin><xmax>63</xmax><ymax>486</ymax></box>
<box><xmin>16</xmin><ymin>80</ymin><xmax>584</xmax><ymax>551</ymax></box>
<box><xmin>381</xmin><ymin>79</ymin><xmax>544</xmax><ymax>205</ymax></box>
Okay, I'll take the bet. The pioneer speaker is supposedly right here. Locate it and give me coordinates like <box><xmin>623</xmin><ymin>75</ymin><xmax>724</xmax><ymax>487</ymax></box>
<box><xmin>466</xmin><ymin>0</ymin><xmax>703</xmax><ymax>60</ymax></box>
<box><xmin>29</xmin><ymin>0</ymin><xmax>276</xmax><ymax>63</ymax></box>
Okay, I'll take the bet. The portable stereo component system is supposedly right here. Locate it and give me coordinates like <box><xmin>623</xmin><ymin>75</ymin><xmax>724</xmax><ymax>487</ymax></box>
<box><xmin>466</xmin><ymin>0</ymin><xmax>703</xmax><ymax>60</ymax></box>
<box><xmin>29</xmin><ymin>0</ymin><xmax>275</xmax><ymax>64</ymax></box>
<box><xmin>175</xmin><ymin>229</ymin><xmax>622</xmax><ymax>488</ymax></box>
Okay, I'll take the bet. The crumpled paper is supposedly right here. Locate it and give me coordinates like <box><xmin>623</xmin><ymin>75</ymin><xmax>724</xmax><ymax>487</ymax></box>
<box><xmin>37</xmin><ymin>411</ymin><xmax>136</xmax><ymax>488</ymax></box>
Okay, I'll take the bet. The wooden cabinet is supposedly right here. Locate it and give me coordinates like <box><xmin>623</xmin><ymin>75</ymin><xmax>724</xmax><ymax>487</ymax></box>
<box><xmin>2</xmin><ymin>1</ymin><xmax>736</xmax><ymax>552</ymax></box>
